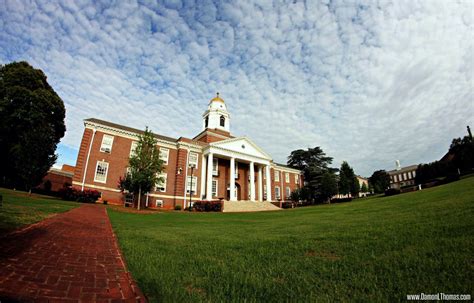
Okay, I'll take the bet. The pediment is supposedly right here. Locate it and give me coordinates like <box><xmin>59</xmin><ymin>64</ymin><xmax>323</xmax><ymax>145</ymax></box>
<box><xmin>209</xmin><ymin>137</ymin><xmax>272</xmax><ymax>160</ymax></box>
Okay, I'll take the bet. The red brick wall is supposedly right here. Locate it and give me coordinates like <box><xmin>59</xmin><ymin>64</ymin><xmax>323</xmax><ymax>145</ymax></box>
<box><xmin>39</xmin><ymin>171</ymin><xmax>73</xmax><ymax>192</ymax></box>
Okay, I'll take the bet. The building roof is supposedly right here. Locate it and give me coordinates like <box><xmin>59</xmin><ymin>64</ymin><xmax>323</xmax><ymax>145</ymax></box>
<box><xmin>84</xmin><ymin>118</ymin><xmax>178</xmax><ymax>143</ymax></box>
<box><xmin>387</xmin><ymin>164</ymin><xmax>418</xmax><ymax>174</ymax></box>
<box><xmin>209</xmin><ymin>92</ymin><xmax>225</xmax><ymax>104</ymax></box>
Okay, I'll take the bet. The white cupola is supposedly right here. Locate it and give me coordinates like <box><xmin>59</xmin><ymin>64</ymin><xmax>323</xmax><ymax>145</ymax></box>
<box><xmin>202</xmin><ymin>92</ymin><xmax>230</xmax><ymax>132</ymax></box>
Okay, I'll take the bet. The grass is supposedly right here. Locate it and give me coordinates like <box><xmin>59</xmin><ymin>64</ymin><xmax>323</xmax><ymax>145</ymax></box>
<box><xmin>108</xmin><ymin>177</ymin><xmax>474</xmax><ymax>302</ymax></box>
<box><xmin>0</xmin><ymin>188</ymin><xmax>79</xmax><ymax>234</ymax></box>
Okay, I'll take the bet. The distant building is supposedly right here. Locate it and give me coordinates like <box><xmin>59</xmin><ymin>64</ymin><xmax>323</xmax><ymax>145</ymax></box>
<box><xmin>38</xmin><ymin>164</ymin><xmax>75</xmax><ymax>192</ymax></box>
<box><xmin>388</xmin><ymin>163</ymin><xmax>418</xmax><ymax>189</ymax></box>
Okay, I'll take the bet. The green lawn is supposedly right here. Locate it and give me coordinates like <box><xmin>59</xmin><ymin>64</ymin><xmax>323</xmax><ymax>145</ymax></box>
<box><xmin>0</xmin><ymin>188</ymin><xmax>79</xmax><ymax>234</ymax></box>
<box><xmin>108</xmin><ymin>177</ymin><xmax>474</xmax><ymax>302</ymax></box>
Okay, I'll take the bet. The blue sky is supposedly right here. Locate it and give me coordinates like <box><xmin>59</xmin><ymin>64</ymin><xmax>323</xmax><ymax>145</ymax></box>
<box><xmin>1</xmin><ymin>0</ymin><xmax>472</xmax><ymax>176</ymax></box>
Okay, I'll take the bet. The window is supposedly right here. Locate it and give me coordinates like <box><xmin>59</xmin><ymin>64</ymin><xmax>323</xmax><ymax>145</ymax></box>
<box><xmin>412</xmin><ymin>170</ymin><xmax>416</xmax><ymax>178</ymax></box>
<box><xmin>234</xmin><ymin>161</ymin><xmax>238</xmax><ymax>179</ymax></box>
<box><xmin>274</xmin><ymin>171</ymin><xmax>280</xmax><ymax>182</ymax></box>
<box><xmin>212</xmin><ymin>180</ymin><xmax>218</xmax><ymax>197</ymax></box>
<box><xmin>100</xmin><ymin>135</ymin><xmax>114</xmax><ymax>153</ymax></box>
<box><xmin>94</xmin><ymin>161</ymin><xmax>109</xmax><ymax>183</ymax></box>
<box><xmin>275</xmin><ymin>186</ymin><xmax>281</xmax><ymax>200</ymax></box>
<box><xmin>204</xmin><ymin>116</ymin><xmax>209</xmax><ymax>128</ymax></box>
<box><xmin>189</xmin><ymin>152</ymin><xmax>198</xmax><ymax>168</ymax></box>
<box><xmin>156</xmin><ymin>173</ymin><xmax>167</xmax><ymax>192</ymax></box>
<box><xmin>212</xmin><ymin>158</ymin><xmax>218</xmax><ymax>176</ymax></box>
<box><xmin>159</xmin><ymin>147</ymin><xmax>169</xmax><ymax>165</ymax></box>
<box><xmin>187</xmin><ymin>176</ymin><xmax>197</xmax><ymax>193</ymax></box>
<box><xmin>295</xmin><ymin>174</ymin><xmax>299</xmax><ymax>184</ymax></box>
<box><xmin>130</xmin><ymin>141</ymin><xmax>138</xmax><ymax>157</ymax></box>
<box><xmin>285</xmin><ymin>172</ymin><xmax>290</xmax><ymax>183</ymax></box>
<box><xmin>156</xmin><ymin>199</ymin><xmax>163</xmax><ymax>208</ymax></box>
<box><xmin>408</xmin><ymin>171</ymin><xmax>412</xmax><ymax>179</ymax></box>
<box><xmin>403</xmin><ymin>173</ymin><xmax>407</xmax><ymax>181</ymax></box>
<box><xmin>125</xmin><ymin>167</ymin><xmax>132</xmax><ymax>176</ymax></box>
<box><xmin>399</xmin><ymin>174</ymin><xmax>403</xmax><ymax>182</ymax></box>
<box><xmin>394</xmin><ymin>175</ymin><xmax>398</xmax><ymax>182</ymax></box>
<box><xmin>125</xmin><ymin>193</ymin><xmax>134</xmax><ymax>205</ymax></box>
<box><xmin>220</xmin><ymin>115</ymin><xmax>225</xmax><ymax>127</ymax></box>
<box><xmin>263</xmin><ymin>185</ymin><xmax>267</xmax><ymax>199</ymax></box>
<box><xmin>286</xmin><ymin>187</ymin><xmax>291</xmax><ymax>198</ymax></box>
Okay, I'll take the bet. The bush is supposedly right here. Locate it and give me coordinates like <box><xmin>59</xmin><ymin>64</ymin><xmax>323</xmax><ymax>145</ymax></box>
<box><xmin>174</xmin><ymin>205</ymin><xmax>182</xmax><ymax>211</ymax></box>
<box><xmin>281</xmin><ymin>201</ymin><xmax>296</xmax><ymax>209</ymax></box>
<box><xmin>59</xmin><ymin>187</ymin><xmax>101</xmax><ymax>203</ymax></box>
<box><xmin>193</xmin><ymin>201</ymin><xmax>222</xmax><ymax>212</ymax></box>
<box><xmin>43</xmin><ymin>180</ymin><xmax>52</xmax><ymax>192</ymax></box>
<box><xmin>385</xmin><ymin>188</ymin><xmax>401</xmax><ymax>196</ymax></box>
<box><xmin>331</xmin><ymin>197</ymin><xmax>353</xmax><ymax>203</ymax></box>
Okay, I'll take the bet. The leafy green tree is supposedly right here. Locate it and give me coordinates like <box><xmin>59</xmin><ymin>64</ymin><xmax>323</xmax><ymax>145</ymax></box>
<box><xmin>360</xmin><ymin>182</ymin><xmax>368</xmax><ymax>193</ymax></box>
<box><xmin>351</xmin><ymin>175</ymin><xmax>360</xmax><ymax>197</ymax></box>
<box><xmin>287</xmin><ymin>147</ymin><xmax>337</xmax><ymax>203</ymax></box>
<box><xmin>448</xmin><ymin>135</ymin><xmax>473</xmax><ymax>175</ymax></box>
<box><xmin>319</xmin><ymin>171</ymin><xmax>338</xmax><ymax>203</ymax></box>
<box><xmin>0</xmin><ymin>61</ymin><xmax>65</xmax><ymax>192</ymax></box>
<box><xmin>369</xmin><ymin>170</ymin><xmax>390</xmax><ymax>193</ymax></box>
<box><xmin>118</xmin><ymin>128</ymin><xmax>163</xmax><ymax>210</ymax></box>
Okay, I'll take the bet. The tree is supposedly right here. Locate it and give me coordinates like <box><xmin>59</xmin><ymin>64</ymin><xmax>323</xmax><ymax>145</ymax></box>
<box><xmin>360</xmin><ymin>182</ymin><xmax>368</xmax><ymax>193</ymax></box>
<box><xmin>319</xmin><ymin>171</ymin><xmax>338</xmax><ymax>203</ymax></box>
<box><xmin>338</xmin><ymin>161</ymin><xmax>358</xmax><ymax>196</ymax></box>
<box><xmin>350</xmin><ymin>175</ymin><xmax>360</xmax><ymax>197</ymax></box>
<box><xmin>368</xmin><ymin>170</ymin><xmax>390</xmax><ymax>193</ymax></box>
<box><xmin>118</xmin><ymin>128</ymin><xmax>163</xmax><ymax>210</ymax></box>
<box><xmin>0</xmin><ymin>61</ymin><xmax>65</xmax><ymax>191</ymax></box>
<box><xmin>287</xmin><ymin>147</ymin><xmax>337</xmax><ymax>203</ymax></box>
<box><xmin>448</xmin><ymin>135</ymin><xmax>474</xmax><ymax>175</ymax></box>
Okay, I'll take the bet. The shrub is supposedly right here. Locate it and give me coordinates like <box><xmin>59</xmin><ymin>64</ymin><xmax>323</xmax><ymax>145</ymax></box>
<box><xmin>281</xmin><ymin>201</ymin><xmax>295</xmax><ymax>209</ymax></box>
<box><xmin>331</xmin><ymin>197</ymin><xmax>352</xmax><ymax>203</ymax></box>
<box><xmin>174</xmin><ymin>205</ymin><xmax>182</xmax><ymax>211</ymax></box>
<box><xmin>193</xmin><ymin>201</ymin><xmax>222</xmax><ymax>212</ymax></box>
<box><xmin>59</xmin><ymin>187</ymin><xmax>101</xmax><ymax>203</ymax></box>
<box><xmin>385</xmin><ymin>188</ymin><xmax>401</xmax><ymax>196</ymax></box>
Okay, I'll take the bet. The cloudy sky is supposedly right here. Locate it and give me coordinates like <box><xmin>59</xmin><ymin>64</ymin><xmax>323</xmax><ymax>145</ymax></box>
<box><xmin>1</xmin><ymin>0</ymin><xmax>472</xmax><ymax>176</ymax></box>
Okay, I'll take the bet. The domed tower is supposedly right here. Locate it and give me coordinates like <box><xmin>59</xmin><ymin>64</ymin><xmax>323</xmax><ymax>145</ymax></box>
<box><xmin>202</xmin><ymin>92</ymin><xmax>230</xmax><ymax>132</ymax></box>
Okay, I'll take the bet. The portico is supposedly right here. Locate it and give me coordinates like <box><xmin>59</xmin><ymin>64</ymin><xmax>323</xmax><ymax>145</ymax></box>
<box><xmin>200</xmin><ymin>137</ymin><xmax>273</xmax><ymax>202</ymax></box>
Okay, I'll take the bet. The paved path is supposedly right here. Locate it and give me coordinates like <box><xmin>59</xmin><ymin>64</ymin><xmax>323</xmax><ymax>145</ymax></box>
<box><xmin>0</xmin><ymin>204</ymin><xmax>146</xmax><ymax>302</ymax></box>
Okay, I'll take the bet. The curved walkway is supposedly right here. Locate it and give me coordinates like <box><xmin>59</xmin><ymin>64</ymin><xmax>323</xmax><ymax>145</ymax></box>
<box><xmin>0</xmin><ymin>204</ymin><xmax>146</xmax><ymax>302</ymax></box>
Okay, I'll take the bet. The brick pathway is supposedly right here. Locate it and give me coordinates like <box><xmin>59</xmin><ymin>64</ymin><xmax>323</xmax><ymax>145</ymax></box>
<box><xmin>0</xmin><ymin>204</ymin><xmax>146</xmax><ymax>302</ymax></box>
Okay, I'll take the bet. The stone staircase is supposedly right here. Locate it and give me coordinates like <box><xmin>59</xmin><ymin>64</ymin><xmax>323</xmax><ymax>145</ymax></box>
<box><xmin>222</xmin><ymin>200</ymin><xmax>281</xmax><ymax>212</ymax></box>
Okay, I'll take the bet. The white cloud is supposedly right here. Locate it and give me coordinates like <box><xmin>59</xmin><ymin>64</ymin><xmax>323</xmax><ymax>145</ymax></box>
<box><xmin>0</xmin><ymin>0</ymin><xmax>472</xmax><ymax>176</ymax></box>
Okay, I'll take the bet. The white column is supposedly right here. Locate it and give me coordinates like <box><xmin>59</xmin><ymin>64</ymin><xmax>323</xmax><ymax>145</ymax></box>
<box><xmin>230</xmin><ymin>157</ymin><xmax>236</xmax><ymax>201</ymax></box>
<box><xmin>258</xmin><ymin>166</ymin><xmax>263</xmax><ymax>201</ymax></box>
<box><xmin>249</xmin><ymin>162</ymin><xmax>255</xmax><ymax>201</ymax></box>
<box><xmin>265</xmin><ymin>165</ymin><xmax>272</xmax><ymax>201</ymax></box>
<box><xmin>200</xmin><ymin>154</ymin><xmax>207</xmax><ymax>199</ymax></box>
<box><xmin>206</xmin><ymin>153</ymin><xmax>213</xmax><ymax>200</ymax></box>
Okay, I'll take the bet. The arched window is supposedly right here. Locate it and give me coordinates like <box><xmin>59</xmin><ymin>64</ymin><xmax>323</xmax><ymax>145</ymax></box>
<box><xmin>220</xmin><ymin>115</ymin><xmax>225</xmax><ymax>127</ymax></box>
<box><xmin>204</xmin><ymin>116</ymin><xmax>209</xmax><ymax>128</ymax></box>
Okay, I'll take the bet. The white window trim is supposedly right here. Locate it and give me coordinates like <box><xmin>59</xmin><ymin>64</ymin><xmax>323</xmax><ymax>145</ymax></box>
<box><xmin>189</xmin><ymin>152</ymin><xmax>199</xmax><ymax>168</ymax></box>
<box><xmin>100</xmin><ymin>134</ymin><xmax>114</xmax><ymax>153</ymax></box>
<box><xmin>285</xmin><ymin>172</ymin><xmax>290</xmax><ymax>183</ymax></box>
<box><xmin>274</xmin><ymin>171</ymin><xmax>280</xmax><ymax>182</ymax></box>
<box><xmin>160</xmin><ymin>147</ymin><xmax>169</xmax><ymax>165</ymax></box>
<box><xmin>275</xmin><ymin>186</ymin><xmax>281</xmax><ymax>199</ymax></box>
<box><xmin>187</xmin><ymin>176</ymin><xmax>198</xmax><ymax>193</ymax></box>
<box><xmin>156</xmin><ymin>199</ymin><xmax>163</xmax><ymax>208</ymax></box>
<box><xmin>156</xmin><ymin>173</ymin><xmax>167</xmax><ymax>192</ymax></box>
<box><xmin>295</xmin><ymin>174</ymin><xmax>299</xmax><ymax>184</ymax></box>
<box><xmin>286</xmin><ymin>187</ymin><xmax>291</xmax><ymax>198</ymax></box>
<box><xmin>212</xmin><ymin>158</ymin><xmax>218</xmax><ymax>176</ymax></box>
<box><xmin>94</xmin><ymin>161</ymin><xmax>109</xmax><ymax>184</ymax></box>
<box><xmin>130</xmin><ymin>141</ymin><xmax>138</xmax><ymax>157</ymax></box>
<box><xmin>212</xmin><ymin>179</ymin><xmax>218</xmax><ymax>197</ymax></box>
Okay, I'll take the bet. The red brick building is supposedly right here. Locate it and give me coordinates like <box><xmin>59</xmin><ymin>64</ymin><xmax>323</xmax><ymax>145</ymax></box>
<box><xmin>72</xmin><ymin>94</ymin><xmax>303</xmax><ymax>209</ymax></box>
<box><xmin>38</xmin><ymin>164</ymin><xmax>75</xmax><ymax>192</ymax></box>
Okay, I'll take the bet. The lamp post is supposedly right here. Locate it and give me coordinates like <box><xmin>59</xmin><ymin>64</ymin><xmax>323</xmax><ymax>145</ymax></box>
<box><xmin>189</xmin><ymin>164</ymin><xmax>195</xmax><ymax>209</ymax></box>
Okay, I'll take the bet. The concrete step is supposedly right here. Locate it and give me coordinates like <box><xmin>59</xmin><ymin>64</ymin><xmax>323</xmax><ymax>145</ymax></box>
<box><xmin>222</xmin><ymin>200</ymin><xmax>281</xmax><ymax>213</ymax></box>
